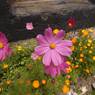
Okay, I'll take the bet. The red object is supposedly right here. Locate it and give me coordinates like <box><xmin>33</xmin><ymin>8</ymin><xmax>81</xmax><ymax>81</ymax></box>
<box><xmin>67</xmin><ymin>18</ymin><xmax>76</xmax><ymax>28</ymax></box>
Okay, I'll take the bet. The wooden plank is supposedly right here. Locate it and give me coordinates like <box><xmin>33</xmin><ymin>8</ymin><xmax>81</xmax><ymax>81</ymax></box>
<box><xmin>9</xmin><ymin>0</ymin><xmax>94</xmax><ymax>17</ymax></box>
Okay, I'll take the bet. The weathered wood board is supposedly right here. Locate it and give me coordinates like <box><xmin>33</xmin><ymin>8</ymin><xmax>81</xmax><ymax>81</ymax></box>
<box><xmin>10</xmin><ymin>0</ymin><xmax>95</xmax><ymax>17</ymax></box>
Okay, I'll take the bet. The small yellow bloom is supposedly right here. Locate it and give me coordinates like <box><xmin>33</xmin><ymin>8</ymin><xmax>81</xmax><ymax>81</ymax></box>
<box><xmin>0</xmin><ymin>42</ymin><xmax>4</xmax><ymax>49</ymax></box>
<box><xmin>6</xmin><ymin>80</ymin><xmax>12</xmax><ymax>85</ymax></box>
<box><xmin>89</xmin><ymin>50</ymin><xmax>92</xmax><ymax>54</ymax></box>
<box><xmin>71</xmin><ymin>37</ymin><xmax>77</xmax><ymax>44</ymax></box>
<box><xmin>3</xmin><ymin>64</ymin><xmax>8</xmax><ymax>69</ymax></box>
<box><xmin>42</xmin><ymin>79</ymin><xmax>46</xmax><ymax>85</ymax></box>
<box><xmin>65</xmin><ymin>80</ymin><xmax>70</xmax><ymax>86</ymax></box>
<box><xmin>87</xmin><ymin>43</ymin><xmax>91</xmax><ymax>47</ymax></box>
<box><xmin>70</xmin><ymin>46</ymin><xmax>75</xmax><ymax>51</ymax></box>
<box><xmin>92</xmin><ymin>56</ymin><xmax>95</xmax><ymax>61</ymax></box>
<box><xmin>66</xmin><ymin>61</ymin><xmax>71</xmax><ymax>65</ymax></box>
<box><xmin>80</xmin><ymin>47</ymin><xmax>83</xmax><ymax>51</ymax></box>
<box><xmin>53</xmin><ymin>29</ymin><xmax>59</xmax><ymax>35</ymax></box>
<box><xmin>80</xmin><ymin>58</ymin><xmax>83</xmax><ymax>62</ymax></box>
<box><xmin>80</xmin><ymin>54</ymin><xmax>84</xmax><ymax>57</ymax></box>
<box><xmin>84</xmin><ymin>46</ymin><xmax>87</xmax><ymax>49</ymax></box>
<box><xmin>16</xmin><ymin>45</ymin><xmax>23</xmax><ymax>51</ymax></box>
<box><xmin>88</xmin><ymin>39</ymin><xmax>92</xmax><ymax>43</ymax></box>
<box><xmin>84</xmin><ymin>69</ymin><xmax>90</xmax><ymax>74</ymax></box>
<box><xmin>91</xmin><ymin>46</ymin><xmax>93</xmax><ymax>49</ymax></box>
<box><xmin>32</xmin><ymin>80</ymin><xmax>40</xmax><ymax>88</ymax></box>
<box><xmin>62</xmin><ymin>85</ymin><xmax>70</xmax><ymax>94</ymax></box>
<box><xmin>82</xmin><ymin>30</ymin><xmax>89</xmax><ymax>36</ymax></box>
<box><xmin>66</xmin><ymin>66</ymin><xmax>72</xmax><ymax>73</ymax></box>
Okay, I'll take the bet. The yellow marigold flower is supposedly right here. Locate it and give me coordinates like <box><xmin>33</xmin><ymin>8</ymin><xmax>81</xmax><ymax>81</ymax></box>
<box><xmin>84</xmin><ymin>69</ymin><xmax>90</xmax><ymax>74</ymax></box>
<box><xmin>88</xmin><ymin>39</ymin><xmax>92</xmax><ymax>43</ymax></box>
<box><xmin>6</xmin><ymin>80</ymin><xmax>12</xmax><ymax>85</ymax></box>
<box><xmin>65</xmin><ymin>80</ymin><xmax>70</xmax><ymax>86</ymax></box>
<box><xmin>70</xmin><ymin>46</ymin><xmax>75</xmax><ymax>51</ymax></box>
<box><xmin>66</xmin><ymin>66</ymin><xmax>72</xmax><ymax>73</ymax></box>
<box><xmin>82</xmin><ymin>30</ymin><xmax>89</xmax><ymax>36</ymax></box>
<box><xmin>87</xmin><ymin>43</ymin><xmax>91</xmax><ymax>47</ymax></box>
<box><xmin>80</xmin><ymin>54</ymin><xmax>84</xmax><ymax>57</ymax></box>
<box><xmin>92</xmin><ymin>56</ymin><xmax>95</xmax><ymax>61</ymax></box>
<box><xmin>89</xmin><ymin>50</ymin><xmax>92</xmax><ymax>54</ymax></box>
<box><xmin>74</xmin><ymin>65</ymin><xmax>79</xmax><ymax>69</ymax></box>
<box><xmin>32</xmin><ymin>80</ymin><xmax>40</xmax><ymax>88</ymax></box>
<box><xmin>71</xmin><ymin>37</ymin><xmax>77</xmax><ymax>44</ymax></box>
<box><xmin>66</xmin><ymin>61</ymin><xmax>71</xmax><ymax>65</ymax></box>
<box><xmin>53</xmin><ymin>29</ymin><xmax>59</xmax><ymax>35</ymax></box>
<box><xmin>42</xmin><ymin>79</ymin><xmax>46</xmax><ymax>85</ymax></box>
<box><xmin>80</xmin><ymin>47</ymin><xmax>83</xmax><ymax>51</ymax></box>
<box><xmin>3</xmin><ymin>64</ymin><xmax>8</xmax><ymax>69</ymax></box>
<box><xmin>80</xmin><ymin>58</ymin><xmax>83</xmax><ymax>62</ymax></box>
<box><xmin>62</xmin><ymin>85</ymin><xmax>70</xmax><ymax>94</ymax></box>
<box><xmin>91</xmin><ymin>46</ymin><xmax>93</xmax><ymax>49</ymax></box>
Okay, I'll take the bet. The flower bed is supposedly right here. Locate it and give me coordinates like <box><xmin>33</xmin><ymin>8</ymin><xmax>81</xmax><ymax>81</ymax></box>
<box><xmin>0</xmin><ymin>27</ymin><xmax>95</xmax><ymax>95</ymax></box>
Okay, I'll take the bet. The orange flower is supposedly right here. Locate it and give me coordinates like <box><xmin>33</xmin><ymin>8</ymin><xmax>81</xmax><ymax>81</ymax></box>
<box><xmin>74</xmin><ymin>65</ymin><xmax>79</xmax><ymax>69</ymax></box>
<box><xmin>65</xmin><ymin>66</ymin><xmax>72</xmax><ymax>73</ymax></box>
<box><xmin>70</xmin><ymin>46</ymin><xmax>75</xmax><ymax>51</ymax></box>
<box><xmin>82</xmin><ymin>30</ymin><xmax>89</xmax><ymax>36</ymax></box>
<box><xmin>42</xmin><ymin>79</ymin><xmax>46</xmax><ymax>85</ymax></box>
<box><xmin>32</xmin><ymin>80</ymin><xmax>40</xmax><ymax>88</ymax></box>
<box><xmin>6</xmin><ymin>80</ymin><xmax>12</xmax><ymax>85</ymax></box>
<box><xmin>80</xmin><ymin>58</ymin><xmax>83</xmax><ymax>62</ymax></box>
<box><xmin>71</xmin><ymin>37</ymin><xmax>77</xmax><ymax>44</ymax></box>
<box><xmin>80</xmin><ymin>54</ymin><xmax>84</xmax><ymax>57</ymax></box>
<box><xmin>66</xmin><ymin>61</ymin><xmax>71</xmax><ymax>65</ymax></box>
<box><xmin>62</xmin><ymin>85</ymin><xmax>70</xmax><ymax>94</ymax></box>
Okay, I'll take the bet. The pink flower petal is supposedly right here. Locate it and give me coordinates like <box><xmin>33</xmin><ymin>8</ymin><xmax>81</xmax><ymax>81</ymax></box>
<box><xmin>56</xmin><ymin>46</ymin><xmax>72</xmax><ymax>57</ymax></box>
<box><xmin>36</xmin><ymin>34</ymin><xmax>48</xmax><ymax>45</ymax></box>
<box><xmin>43</xmin><ymin>51</ymin><xmax>51</xmax><ymax>66</ymax></box>
<box><xmin>57</xmin><ymin>40</ymin><xmax>72</xmax><ymax>47</ymax></box>
<box><xmin>44</xmin><ymin>27</ymin><xmax>54</xmax><ymax>42</ymax></box>
<box><xmin>56</xmin><ymin>29</ymin><xmax>65</xmax><ymax>39</ymax></box>
<box><xmin>26</xmin><ymin>22</ymin><xmax>33</xmax><ymax>30</ymax></box>
<box><xmin>35</xmin><ymin>45</ymin><xmax>49</xmax><ymax>56</ymax></box>
<box><xmin>51</xmin><ymin>50</ymin><xmax>63</xmax><ymax>66</ymax></box>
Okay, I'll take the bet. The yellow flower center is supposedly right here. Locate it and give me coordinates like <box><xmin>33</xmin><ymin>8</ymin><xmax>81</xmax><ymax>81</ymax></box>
<box><xmin>0</xmin><ymin>42</ymin><xmax>4</xmax><ymax>49</ymax></box>
<box><xmin>53</xmin><ymin>29</ymin><xmax>59</xmax><ymax>35</ymax></box>
<box><xmin>50</xmin><ymin>43</ymin><xmax>56</xmax><ymax>49</ymax></box>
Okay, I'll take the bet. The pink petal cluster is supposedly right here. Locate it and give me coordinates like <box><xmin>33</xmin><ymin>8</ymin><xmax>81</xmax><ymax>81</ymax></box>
<box><xmin>32</xmin><ymin>27</ymin><xmax>72</xmax><ymax>77</ymax></box>
<box><xmin>0</xmin><ymin>32</ymin><xmax>12</xmax><ymax>61</ymax></box>
<box><xmin>26</xmin><ymin>22</ymin><xmax>34</xmax><ymax>30</ymax></box>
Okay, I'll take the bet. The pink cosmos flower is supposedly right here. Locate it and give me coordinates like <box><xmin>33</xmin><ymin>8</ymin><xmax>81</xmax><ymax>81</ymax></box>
<box><xmin>0</xmin><ymin>32</ymin><xmax>12</xmax><ymax>61</ymax></box>
<box><xmin>44</xmin><ymin>59</ymin><xmax>69</xmax><ymax>78</ymax></box>
<box><xmin>35</xmin><ymin>27</ymin><xmax>72</xmax><ymax>66</ymax></box>
<box><xmin>26</xmin><ymin>22</ymin><xmax>34</xmax><ymax>30</ymax></box>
